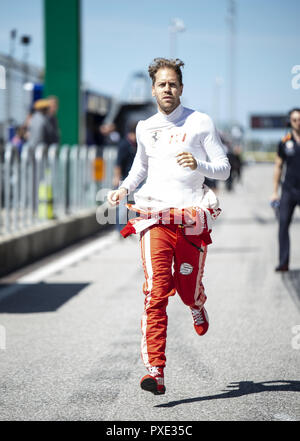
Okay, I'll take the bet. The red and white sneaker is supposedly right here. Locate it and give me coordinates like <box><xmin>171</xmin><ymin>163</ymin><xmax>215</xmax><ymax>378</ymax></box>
<box><xmin>140</xmin><ymin>366</ymin><xmax>165</xmax><ymax>395</ymax></box>
<box><xmin>190</xmin><ymin>306</ymin><xmax>209</xmax><ymax>335</ymax></box>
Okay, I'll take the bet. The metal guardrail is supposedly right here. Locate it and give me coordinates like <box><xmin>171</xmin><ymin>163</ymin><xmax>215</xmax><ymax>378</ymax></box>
<box><xmin>0</xmin><ymin>143</ymin><xmax>118</xmax><ymax>236</ymax></box>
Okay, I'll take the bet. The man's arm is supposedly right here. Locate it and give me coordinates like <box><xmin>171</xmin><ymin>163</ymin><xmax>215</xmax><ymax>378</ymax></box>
<box><xmin>107</xmin><ymin>121</ymin><xmax>148</xmax><ymax>206</ymax></box>
<box><xmin>196</xmin><ymin>115</ymin><xmax>231</xmax><ymax>180</ymax></box>
<box><xmin>271</xmin><ymin>154</ymin><xmax>283</xmax><ymax>201</ymax></box>
<box><xmin>175</xmin><ymin>115</ymin><xmax>230</xmax><ymax>178</ymax></box>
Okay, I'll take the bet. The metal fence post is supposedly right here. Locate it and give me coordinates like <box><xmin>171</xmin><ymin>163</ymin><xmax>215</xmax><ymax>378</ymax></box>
<box><xmin>20</xmin><ymin>143</ymin><xmax>35</xmax><ymax>229</ymax></box>
<box><xmin>34</xmin><ymin>143</ymin><xmax>48</xmax><ymax>223</ymax></box>
<box><xmin>102</xmin><ymin>145</ymin><xmax>118</xmax><ymax>191</ymax></box>
<box><xmin>48</xmin><ymin>143</ymin><xmax>59</xmax><ymax>218</ymax></box>
<box><xmin>0</xmin><ymin>142</ymin><xmax>118</xmax><ymax>236</ymax></box>
<box><xmin>4</xmin><ymin>143</ymin><xmax>20</xmax><ymax>233</ymax></box>
<box><xmin>57</xmin><ymin>144</ymin><xmax>70</xmax><ymax>217</ymax></box>
<box><xmin>69</xmin><ymin>145</ymin><xmax>79</xmax><ymax>214</ymax></box>
<box><xmin>87</xmin><ymin>145</ymin><xmax>97</xmax><ymax>208</ymax></box>
<box><xmin>78</xmin><ymin>145</ymin><xmax>88</xmax><ymax>208</ymax></box>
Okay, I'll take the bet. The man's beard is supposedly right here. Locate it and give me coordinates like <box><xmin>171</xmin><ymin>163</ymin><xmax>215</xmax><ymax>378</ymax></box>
<box><xmin>292</xmin><ymin>126</ymin><xmax>300</xmax><ymax>135</ymax></box>
<box><xmin>157</xmin><ymin>97</ymin><xmax>179</xmax><ymax>114</ymax></box>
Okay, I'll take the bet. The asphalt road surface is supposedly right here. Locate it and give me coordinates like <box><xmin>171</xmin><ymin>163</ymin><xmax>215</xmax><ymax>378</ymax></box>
<box><xmin>0</xmin><ymin>163</ymin><xmax>299</xmax><ymax>422</ymax></box>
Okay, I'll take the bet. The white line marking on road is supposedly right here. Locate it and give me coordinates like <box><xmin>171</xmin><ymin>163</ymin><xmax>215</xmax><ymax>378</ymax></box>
<box><xmin>0</xmin><ymin>231</ymin><xmax>118</xmax><ymax>302</ymax></box>
<box><xmin>273</xmin><ymin>413</ymin><xmax>297</xmax><ymax>421</ymax></box>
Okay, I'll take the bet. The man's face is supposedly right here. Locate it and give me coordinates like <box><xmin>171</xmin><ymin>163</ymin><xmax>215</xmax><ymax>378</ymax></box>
<box><xmin>290</xmin><ymin>111</ymin><xmax>300</xmax><ymax>133</ymax></box>
<box><xmin>48</xmin><ymin>99</ymin><xmax>58</xmax><ymax>115</ymax></box>
<box><xmin>152</xmin><ymin>68</ymin><xmax>183</xmax><ymax>115</ymax></box>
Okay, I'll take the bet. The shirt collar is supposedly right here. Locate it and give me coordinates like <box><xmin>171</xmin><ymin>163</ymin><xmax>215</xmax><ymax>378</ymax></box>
<box><xmin>157</xmin><ymin>103</ymin><xmax>184</xmax><ymax>122</ymax></box>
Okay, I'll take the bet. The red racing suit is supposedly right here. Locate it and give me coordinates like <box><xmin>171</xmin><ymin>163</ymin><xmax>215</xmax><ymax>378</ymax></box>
<box><xmin>121</xmin><ymin>203</ymin><xmax>220</xmax><ymax>368</ymax></box>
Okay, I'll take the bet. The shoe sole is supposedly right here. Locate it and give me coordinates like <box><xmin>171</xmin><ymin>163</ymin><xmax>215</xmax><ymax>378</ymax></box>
<box><xmin>140</xmin><ymin>377</ymin><xmax>166</xmax><ymax>395</ymax></box>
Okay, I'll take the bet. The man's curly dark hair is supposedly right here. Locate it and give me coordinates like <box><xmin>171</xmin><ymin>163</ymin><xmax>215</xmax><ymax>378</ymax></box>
<box><xmin>148</xmin><ymin>58</ymin><xmax>185</xmax><ymax>85</ymax></box>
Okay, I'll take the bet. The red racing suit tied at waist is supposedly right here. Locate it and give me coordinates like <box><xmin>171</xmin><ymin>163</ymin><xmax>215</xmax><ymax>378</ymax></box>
<box><xmin>120</xmin><ymin>204</ymin><xmax>222</xmax><ymax>246</ymax></box>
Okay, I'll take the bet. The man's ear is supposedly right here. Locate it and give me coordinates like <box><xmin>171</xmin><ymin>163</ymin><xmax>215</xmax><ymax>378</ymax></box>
<box><xmin>152</xmin><ymin>86</ymin><xmax>156</xmax><ymax>97</ymax></box>
<box><xmin>180</xmin><ymin>84</ymin><xmax>183</xmax><ymax>96</ymax></box>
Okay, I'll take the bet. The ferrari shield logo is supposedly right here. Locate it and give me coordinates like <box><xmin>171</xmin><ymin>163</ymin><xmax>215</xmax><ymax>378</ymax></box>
<box><xmin>150</xmin><ymin>130</ymin><xmax>162</xmax><ymax>147</ymax></box>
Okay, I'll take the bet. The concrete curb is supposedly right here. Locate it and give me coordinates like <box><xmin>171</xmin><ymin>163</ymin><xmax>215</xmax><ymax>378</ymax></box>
<box><xmin>0</xmin><ymin>206</ymin><xmax>111</xmax><ymax>277</ymax></box>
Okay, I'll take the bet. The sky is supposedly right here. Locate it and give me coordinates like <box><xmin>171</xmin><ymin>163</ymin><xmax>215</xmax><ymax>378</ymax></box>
<box><xmin>0</xmin><ymin>0</ymin><xmax>300</xmax><ymax>140</ymax></box>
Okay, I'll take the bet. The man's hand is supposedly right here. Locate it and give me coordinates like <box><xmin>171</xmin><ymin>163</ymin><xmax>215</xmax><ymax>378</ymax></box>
<box><xmin>176</xmin><ymin>151</ymin><xmax>197</xmax><ymax>170</ymax></box>
<box><xmin>107</xmin><ymin>187</ymin><xmax>128</xmax><ymax>207</ymax></box>
<box><xmin>270</xmin><ymin>192</ymin><xmax>280</xmax><ymax>202</ymax></box>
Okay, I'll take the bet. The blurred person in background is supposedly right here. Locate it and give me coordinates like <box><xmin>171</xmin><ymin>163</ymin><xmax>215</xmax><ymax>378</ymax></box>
<box><xmin>26</xmin><ymin>99</ymin><xmax>51</xmax><ymax>212</ymax></box>
<box><xmin>112</xmin><ymin>121</ymin><xmax>138</xmax><ymax>233</ymax></box>
<box><xmin>232</xmin><ymin>145</ymin><xmax>243</xmax><ymax>184</ymax></box>
<box><xmin>108</xmin><ymin>58</ymin><xmax>230</xmax><ymax>395</ymax></box>
<box><xmin>225</xmin><ymin>146</ymin><xmax>242</xmax><ymax>191</ymax></box>
<box><xmin>11</xmin><ymin>125</ymin><xmax>26</xmax><ymax>154</ymax></box>
<box><xmin>99</xmin><ymin>122</ymin><xmax>120</xmax><ymax>146</ymax></box>
<box><xmin>46</xmin><ymin>95</ymin><xmax>60</xmax><ymax>145</ymax></box>
<box><xmin>28</xmin><ymin>99</ymin><xmax>51</xmax><ymax>149</ymax></box>
<box><xmin>23</xmin><ymin>107</ymin><xmax>34</xmax><ymax>143</ymax></box>
<box><xmin>219</xmin><ymin>132</ymin><xmax>242</xmax><ymax>192</ymax></box>
<box><xmin>271</xmin><ymin>108</ymin><xmax>300</xmax><ymax>272</ymax></box>
<box><xmin>233</xmin><ymin>145</ymin><xmax>243</xmax><ymax>183</ymax></box>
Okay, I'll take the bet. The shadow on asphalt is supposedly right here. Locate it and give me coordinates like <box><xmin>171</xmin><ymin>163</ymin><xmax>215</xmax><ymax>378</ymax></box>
<box><xmin>281</xmin><ymin>270</ymin><xmax>300</xmax><ymax>311</ymax></box>
<box><xmin>154</xmin><ymin>380</ymin><xmax>300</xmax><ymax>408</ymax></box>
<box><xmin>0</xmin><ymin>283</ymin><xmax>90</xmax><ymax>313</ymax></box>
<box><xmin>219</xmin><ymin>217</ymin><xmax>275</xmax><ymax>225</ymax></box>
<box><xmin>209</xmin><ymin>246</ymin><xmax>259</xmax><ymax>254</ymax></box>
<box><xmin>219</xmin><ymin>216</ymin><xmax>300</xmax><ymax>225</ymax></box>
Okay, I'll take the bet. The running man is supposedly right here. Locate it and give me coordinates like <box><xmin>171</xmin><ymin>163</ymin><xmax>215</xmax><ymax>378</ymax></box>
<box><xmin>108</xmin><ymin>58</ymin><xmax>230</xmax><ymax>395</ymax></box>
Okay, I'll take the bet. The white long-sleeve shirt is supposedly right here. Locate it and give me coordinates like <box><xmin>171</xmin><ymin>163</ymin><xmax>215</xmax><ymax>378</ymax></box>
<box><xmin>121</xmin><ymin>104</ymin><xmax>230</xmax><ymax>211</ymax></box>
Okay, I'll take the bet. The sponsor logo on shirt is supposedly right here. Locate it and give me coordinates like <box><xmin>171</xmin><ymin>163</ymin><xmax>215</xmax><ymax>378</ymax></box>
<box><xmin>169</xmin><ymin>132</ymin><xmax>186</xmax><ymax>144</ymax></box>
<box><xmin>150</xmin><ymin>130</ymin><xmax>162</xmax><ymax>147</ymax></box>
<box><xmin>285</xmin><ymin>140</ymin><xmax>295</xmax><ymax>156</ymax></box>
